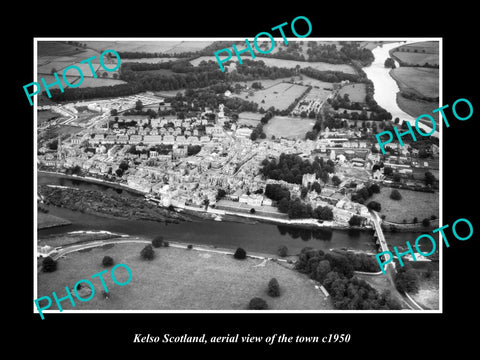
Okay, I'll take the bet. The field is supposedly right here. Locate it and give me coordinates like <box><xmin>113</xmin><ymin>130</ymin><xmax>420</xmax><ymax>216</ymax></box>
<box><xmin>235</xmin><ymin>82</ymin><xmax>308</xmax><ymax>111</ymax></box>
<box><xmin>390</xmin><ymin>67</ymin><xmax>439</xmax><ymax>99</ymax></box>
<box><xmin>391</xmin><ymin>52</ymin><xmax>439</xmax><ymax>66</ymax></box>
<box><xmin>369</xmin><ymin>188</ymin><xmax>439</xmax><ymax>223</ymax></box>
<box><xmin>391</xmin><ymin>41</ymin><xmax>439</xmax><ymax>66</ymax></box>
<box><xmin>38</xmin><ymin>110</ymin><xmax>60</xmax><ymax>125</ymax></box>
<box><xmin>38</xmin><ymin>41</ymin><xmax>85</xmax><ymax>57</ymax></box>
<box><xmin>263</xmin><ymin>116</ymin><xmax>315</xmax><ymax>139</ymax></box>
<box><xmin>190</xmin><ymin>56</ymin><xmax>357</xmax><ymax>74</ymax></box>
<box><xmin>38</xmin><ymin>61</ymin><xmax>102</xmax><ymax>77</ymax></box>
<box><xmin>83</xmin><ymin>41</ymin><xmax>214</xmax><ymax>54</ymax></box>
<box><xmin>338</xmin><ymin>83</ymin><xmax>367</xmax><ymax>103</ymax></box>
<box><xmin>237</xmin><ymin>111</ymin><xmax>263</xmax><ymax>126</ymax></box>
<box><xmin>37</xmin><ymin>242</ymin><xmax>332</xmax><ymax>310</ymax></box>
<box><xmin>121</xmin><ymin>57</ymin><xmax>179</xmax><ymax>63</ymax></box>
<box><xmin>77</xmin><ymin>77</ymin><xmax>127</xmax><ymax>88</ymax></box>
<box><xmin>396</xmin><ymin>94</ymin><xmax>439</xmax><ymax>123</ymax></box>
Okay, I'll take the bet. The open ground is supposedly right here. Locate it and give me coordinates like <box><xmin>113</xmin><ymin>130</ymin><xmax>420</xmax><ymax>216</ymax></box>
<box><xmin>37</xmin><ymin>242</ymin><xmax>332</xmax><ymax>310</ymax></box>
<box><xmin>263</xmin><ymin>116</ymin><xmax>315</xmax><ymax>139</ymax></box>
<box><xmin>369</xmin><ymin>188</ymin><xmax>439</xmax><ymax>224</ymax></box>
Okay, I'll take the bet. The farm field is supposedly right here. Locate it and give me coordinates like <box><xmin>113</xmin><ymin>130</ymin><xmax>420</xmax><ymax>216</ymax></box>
<box><xmin>390</xmin><ymin>67</ymin><xmax>439</xmax><ymax>99</ymax></box>
<box><xmin>369</xmin><ymin>188</ymin><xmax>439</xmax><ymax>224</ymax></box>
<box><xmin>78</xmin><ymin>77</ymin><xmax>127</xmax><ymax>88</ymax></box>
<box><xmin>391</xmin><ymin>52</ymin><xmax>439</xmax><ymax>66</ymax></box>
<box><xmin>38</xmin><ymin>61</ymin><xmax>102</xmax><ymax>77</ymax></box>
<box><xmin>121</xmin><ymin>57</ymin><xmax>179</xmax><ymax>63</ymax></box>
<box><xmin>38</xmin><ymin>41</ymin><xmax>86</xmax><ymax>57</ymax></box>
<box><xmin>338</xmin><ymin>83</ymin><xmax>367</xmax><ymax>103</ymax></box>
<box><xmin>391</xmin><ymin>41</ymin><xmax>439</xmax><ymax>66</ymax></box>
<box><xmin>37</xmin><ymin>242</ymin><xmax>332</xmax><ymax>310</ymax></box>
<box><xmin>38</xmin><ymin>110</ymin><xmax>61</xmax><ymax>125</ymax></box>
<box><xmin>190</xmin><ymin>56</ymin><xmax>357</xmax><ymax>74</ymax></box>
<box><xmin>396</xmin><ymin>94</ymin><xmax>439</xmax><ymax>124</ymax></box>
<box><xmin>83</xmin><ymin>41</ymin><xmax>213</xmax><ymax>54</ymax></box>
<box><xmin>237</xmin><ymin>112</ymin><xmax>263</xmax><ymax>127</ymax></box>
<box><xmin>263</xmin><ymin>116</ymin><xmax>315</xmax><ymax>139</ymax></box>
<box><xmin>37</xmin><ymin>74</ymin><xmax>126</xmax><ymax>89</ymax></box>
<box><xmin>235</xmin><ymin>82</ymin><xmax>308</xmax><ymax>111</ymax></box>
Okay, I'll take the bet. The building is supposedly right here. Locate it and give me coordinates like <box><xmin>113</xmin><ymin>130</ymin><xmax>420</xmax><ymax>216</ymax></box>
<box><xmin>302</xmin><ymin>173</ymin><xmax>316</xmax><ymax>188</ymax></box>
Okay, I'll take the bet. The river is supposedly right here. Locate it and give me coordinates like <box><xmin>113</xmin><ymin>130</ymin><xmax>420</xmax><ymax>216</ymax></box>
<box><xmin>362</xmin><ymin>41</ymin><xmax>439</xmax><ymax>138</ymax></box>
<box><xmin>38</xmin><ymin>173</ymin><xmax>434</xmax><ymax>256</ymax></box>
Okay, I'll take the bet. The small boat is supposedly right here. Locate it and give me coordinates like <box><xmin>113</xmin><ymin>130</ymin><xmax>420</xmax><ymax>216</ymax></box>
<box><xmin>214</xmin><ymin>215</ymin><xmax>222</xmax><ymax>221</ymax></box>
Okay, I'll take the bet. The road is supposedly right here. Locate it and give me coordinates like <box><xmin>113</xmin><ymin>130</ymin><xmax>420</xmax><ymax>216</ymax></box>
<box><xmin>369</xmin><ymin>210</ymin><xmax>423</xmax><ymax>310</ymax></box>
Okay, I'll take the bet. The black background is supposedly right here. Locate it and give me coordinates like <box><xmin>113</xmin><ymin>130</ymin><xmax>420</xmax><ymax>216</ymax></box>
<box><xmin>14</xmin><ymin>3</ymin><xmax>478</xmax><ymax>354</ymax></box>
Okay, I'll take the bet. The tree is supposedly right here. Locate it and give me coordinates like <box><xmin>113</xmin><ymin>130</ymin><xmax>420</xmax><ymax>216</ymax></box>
<box><xmin>233</xmin><ymin>247</ymin><xmax>247</xmax><ymax>260</ymax></box>
<box><xmin>152</xmin><ymin>235</ymin><xmax>164</xmax><ymax>248</ymax></box>
<box><xmin>248</xmin><ymin>297</ymin><xmax>268</xmax><ymax>310</ymax></box>
<box><xmin>390</xmin><ymin>189</ymin><xmax>402</xmax><ymax>200</ymax></box>
<box><xmin>102</xmin><ymin>256</ymin><xmax>114</xmax><ymax>267</ymax></box>
<box><xmin>311</xmin><ymin>181</ymin><xmax>321</xmax><ymax>194</ymax></box>
<box><xmin>42</xmin><ymin>256</ymin><xmax>57</xmax><ymax>272</ymax></box>
<box><xmin>383</xmin><ymin>167</ymin><xmax>393</xmax><ymax>176</ymax></box>
<box><xmin>140</xmin><ymin>244</ymin><xmax>155</xmax><ymax>260</ymax></box>
<box><xmin>413</xmin><ymin>217</ymin><xmax>418</xmax><ymax>224</ymax></box>
<box><xmin>384</xmin><ymin>57</ymin><xmax>396</xmax><ymax>68</ymax></box>
<box><xmin>331</xmin><ymin>175</ymin><xmax>342</xmax><ymax>187</ymax></box>
<box><xmin>305</xmin><ymin>131</ymin><xmax>317</xmax><ymax>140</ymax></box>
<box><xmin>425</xmin><ymin>171</ymin><xmax>436</xmax><ymax>186</ymax></box>
<box><xmin>349</xmin><ymin>215</ymin><xmax>363</xmax><ymax>227</ymax></box>
<box><xmin>425</xmin><ymin>264</ymin><xmax>434</xmax><ymax>279</ymax></box>
<box><xmin>393</xmin><ymin>173</ymin><xmax>401</xmax><ymax>182</ymax></box>
<box><xmin>368</xmin><ymin>183</ymin><xmax>380</xmax><ymax>194</ymax></box>
<box><xmin>135</xmin><ymin>99</ymin><xmax>143</xmax><ymax>111</ymax></box>
<box><xmin>395</xmin><ymin>267</ymin><xmax>419</xmax><ymax>293</ymax></box>
<box><xmin>367</xmin><ymin>201</ymin><xmax>381</xmax><ymax>212</ymax></box>
<box><xmin>422</xmin><ymin>218</ymin><xmax>431</xmax><ymax>227</ymax></box>
<box><xmin>267</xmin><ymin>278</ymin><xmax>280</xmax><ymax>297</ymax></box>
<box><xmin>250</xmin><ymin>208</ymin><xmax>256</xmax><ymax>214</ymax></box>
<box><xmin>315</xmin><ymin>260</ymin><xmax>331</xmax><ymax>283</ymax></box>
<box><xmin>300</xmin><ymin>186</ymin><xmax>308</xmax><ymax>199</ymax></box>
<box><xmin>110</xmin><ymin>109</ymin><xmax>118</xmax><ymax>116</ymax></box>
<box><xmin>277</xmin><ymin>245</ymin><xmax>288</xmax><ymax>257</ymax></box>
<box><xmin>216</xmin><ymin>188</ymin><xmax>226</xmax><ymax>201</ymax></box>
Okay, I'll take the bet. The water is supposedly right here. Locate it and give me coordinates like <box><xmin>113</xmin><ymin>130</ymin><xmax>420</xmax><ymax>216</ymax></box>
<box><xmin>362</xmin><ymin>41</ymin><xmax>439</xmax><ymax>138</ymax></box>
<box><xmin>38</xmin><ymin>173</ymin><xmax>434</xmax><ymax>256</ymax></box>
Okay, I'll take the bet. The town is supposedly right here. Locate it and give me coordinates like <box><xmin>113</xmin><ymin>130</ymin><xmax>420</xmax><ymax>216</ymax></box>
<box><xmin>37</xmin><ymin>87</ymin><xmax>438</xmax><ymax>229</ymax></box>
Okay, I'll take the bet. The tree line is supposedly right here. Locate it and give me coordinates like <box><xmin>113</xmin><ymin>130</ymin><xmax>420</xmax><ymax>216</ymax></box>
<box><xmin>295</xmin><ymin>248</ymin><xmax>401</xmax><ymax>310</ymax></box>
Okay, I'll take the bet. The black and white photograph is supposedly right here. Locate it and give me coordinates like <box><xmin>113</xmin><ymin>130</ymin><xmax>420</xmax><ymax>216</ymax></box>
<box><xmin>15</xmin><ymin>6</ymin><xmax>478</xmax><ymax>353</ymax></box>
<box><xmin>34</xmin><ymin>38</ymin><xmax>441</xmax><ymax>314</ymax></box>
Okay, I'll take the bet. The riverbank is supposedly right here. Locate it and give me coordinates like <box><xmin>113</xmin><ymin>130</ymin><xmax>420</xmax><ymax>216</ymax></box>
<box><xmin>37</xmin><ymin>212</ymin><xmax>72</xmax><ymax>230</ymax></box>
<box><xmin>39</xmin><ymin>170</ymin><xmax>371</xmax><ymax>232</ymax></box>
<box><xmin>38</xmin><ymin>184</ymin><xmax>200</xmax><ymax>225</ymax></box>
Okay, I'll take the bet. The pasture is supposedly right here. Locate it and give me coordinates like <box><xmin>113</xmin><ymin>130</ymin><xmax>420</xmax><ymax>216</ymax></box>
<box><xmin>397</xmin><ymin>94</ymin><xmax>439</xmax><ymax>124</ymax></box>
<box><xmin>338</xmin><ymin>83</ymin><xmax>367</xmax><ymax>103</ymax></box>
<box><xmin>37</xmin><ymin>242</ymin><xmax>332</xmax><ymax>310</ymax></box>
<box><xmin>263</xmin><ymin>116</ymin><xmax>315</xmax><ymax>139</ymax></box>
<box><xmin>391</xmin><ymin>41</ymin><xmax>439</xmax><ymax>66</ymax></box>
<box><xmin>83</xmin><ymin>41</ymin><xmax>213</xmax><ymax>54</ymax></box>
<box><xmin>390</xmin><ymin>67</ymin><xmax>439</xmax><ymax>99</ymax></box>
<box><xmin>369</xmin><ymin>188</ymin><xmax>439</xmax><ymax>224</ymax></box>
<box><xmin>235</xmin><ymin>82</ymin><xmax>308</xmax><ymax>111</ymax></box>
